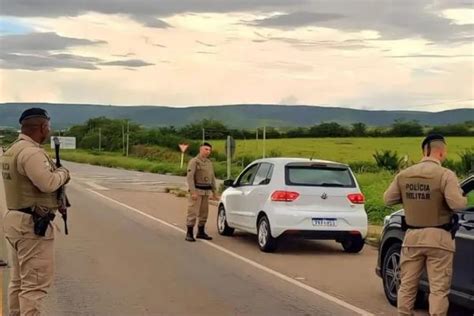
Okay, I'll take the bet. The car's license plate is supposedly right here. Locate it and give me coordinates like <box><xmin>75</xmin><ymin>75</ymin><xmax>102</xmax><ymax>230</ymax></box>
<box><xmin>312</xmin><ymin>218</ymin><xmax>337</xmax><ymax>227</ymax></box>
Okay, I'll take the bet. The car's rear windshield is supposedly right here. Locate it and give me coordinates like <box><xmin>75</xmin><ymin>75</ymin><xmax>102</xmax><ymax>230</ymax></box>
<box><xmin>285</xmin><ymin>165</ymin><xmax>356</xmax><ymax>187</ymax></box>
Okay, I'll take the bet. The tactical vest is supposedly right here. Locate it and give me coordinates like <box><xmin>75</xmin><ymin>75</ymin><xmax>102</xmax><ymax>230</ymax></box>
<box><xmin>193</xmin><ymin>156</ymin><xmax>214</xmax><ymax>188</ymax></box>
<box><xmin>1</xmin><ymin>139</ymin><xmax>59</xmax><ymax>210</ymax></box>
<box><xmin>398</xmin><ymin>162</ymin><xmax>452</xmax><ymax>227</ymax></box>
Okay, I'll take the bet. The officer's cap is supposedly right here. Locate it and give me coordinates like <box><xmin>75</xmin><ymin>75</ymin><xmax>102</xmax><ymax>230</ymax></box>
<box><xmin>19</xmin><ymin>108</ymin><xmax>50</xmax><ymax>124</ymax></box>
<box><xmin>421</xmin><ymin>134</ymin><xmax>445</xmax><ymax>149</ymax></box>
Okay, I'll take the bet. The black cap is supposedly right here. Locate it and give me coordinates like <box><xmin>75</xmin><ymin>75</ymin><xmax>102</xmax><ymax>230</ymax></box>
<box><xmin>421</xmin><ymin>134</ymin><xmax>445</xmax><ymax>149</ymax></box>
<box><xmin>19</xmin><ymin>108</ymin><xmax>50</xmax><ymax>124</ymax></box>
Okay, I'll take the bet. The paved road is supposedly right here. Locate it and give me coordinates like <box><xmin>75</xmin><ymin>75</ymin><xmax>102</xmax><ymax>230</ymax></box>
<box><xmin>42</xmin><ymin>183</ymin><xmax>367</xmax><ymax>315</ymax></box>
<box><xmin>1</xmin><ymin>162</ymin><xmax>471</xmax><ymax>315</ymax></box>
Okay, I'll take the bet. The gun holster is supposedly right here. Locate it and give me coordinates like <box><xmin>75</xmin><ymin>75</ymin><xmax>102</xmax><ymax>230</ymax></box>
<box><xmin>449</xmin><ymin>214</ymin><xmax>460</xmax><ymax>240</ymax></box>
<box><xmin>32</xmin><ymin>212</ymin><xmax>56</xmax><ymax>237</ymax></box>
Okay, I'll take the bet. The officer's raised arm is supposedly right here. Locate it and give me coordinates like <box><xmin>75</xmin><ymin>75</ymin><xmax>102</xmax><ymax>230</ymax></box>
<box><xmin>18</xmin><ymin>148</ymin><xmax>70</xmax><ymax>194</ymax></box>
<box><xmin>383</xmin><ymin>174</ymin><xmax>402</xmax><ymax>206</ymax></box>
<box><xmin>442</xmin><ymin>170</ymin><xmax>467</xmax><ymax>211</ymax></box>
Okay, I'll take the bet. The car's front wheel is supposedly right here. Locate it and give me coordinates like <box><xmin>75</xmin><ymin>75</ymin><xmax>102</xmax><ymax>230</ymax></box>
<box><xmin>382</xmin><ymin>243</ymin><xmax>425</xmax><ymax>307</ymax></box>
<box><xmin>217</xmin><ymin>205</ymin><xmax>234</xmax><ymax>236</ymax></box>
<box><xmin>341</xmin><ymin>235</ymin><xmax>365</xmax><ymax>253</ymax></box>
<box><xmin>257</xmin><ymin>216</ymin><xmax>277</xmax><ymax>252</ymax></box>
<box><xmin>383</xmin><ymin>243</ymin><xmax>402</xmax><ymax>306</ymax></box>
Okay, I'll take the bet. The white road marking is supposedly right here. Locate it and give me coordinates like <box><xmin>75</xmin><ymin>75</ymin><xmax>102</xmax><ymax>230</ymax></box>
<box><xmin>87</xmin><ymin>188</ymin><xmax>374</xmax><ymax>316</ymax></box>
<box><xmin>85</xmin><ymin>181</ymin><xmax>110</xmax><ymax>191</ymax></box>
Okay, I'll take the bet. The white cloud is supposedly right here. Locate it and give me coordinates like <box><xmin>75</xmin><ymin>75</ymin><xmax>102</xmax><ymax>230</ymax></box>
<box><xmin>0</xmin><ymin>3</ymin><xmax>472</xmax><ymax>111</ymax></box>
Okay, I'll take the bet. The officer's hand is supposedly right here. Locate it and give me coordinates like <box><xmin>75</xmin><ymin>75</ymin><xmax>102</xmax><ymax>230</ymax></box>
<box><xmin>191</xmin><ymin>192</ymin><xmax>198</xmax><ymax>200</ymax></box>
<box><xmin>57</xmin><ymin>167</ymin><xmax>71</xmax><ymax>184</ymax></box>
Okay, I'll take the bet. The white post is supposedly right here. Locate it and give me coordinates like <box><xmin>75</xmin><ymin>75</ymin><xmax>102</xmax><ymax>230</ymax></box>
<box><xmin>122</xmin><ymin>124</ymin><xmax>125</xmax><ymax>155</ymax></box>
<box><xmin>98</xmin><ymin>128</ymin><xmax>102</xmax><ymax>152</ymax></box>
<box><xmin>256</xmin><ymin>128</ymin><xmax>259</xmax><ymax>154</ymax></box>
<box><xmin>180</xmin><ymin>152</ymin><xmax>184</xmax><ymax>169</ymax></box>
<box><xmin>126</xmin><ymin>121</ymin><xmax>130</xmax><ymax>157</ymax></box>
<box><xmin>226</xmin><ymin>135</ymin><xmax>231</xmax><ymax>179</ymax></box>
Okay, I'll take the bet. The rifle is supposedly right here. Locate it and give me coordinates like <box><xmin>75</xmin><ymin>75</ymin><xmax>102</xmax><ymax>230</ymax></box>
<box><xmin>53</xmin><ymin>137</ymin><xmax>70</xmax><ymax>235</ymax></box>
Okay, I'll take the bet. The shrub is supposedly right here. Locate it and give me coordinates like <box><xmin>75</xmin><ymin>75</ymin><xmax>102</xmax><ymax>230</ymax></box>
<box><xmin>210</xmin><ymin>150</ymin><xmax>227</xmax><ymax>162</ymax></box>
<box><xmin>238</xmin><ymin>155</ymin><xmax>258</xmax><ymax>167</ymax></box>
<box><xmin>458</xmin><ymin>148</ymin><xmax>474</xmax><ymax>175</ymax></box>
<box><xmin>349</xmin><ymin>161</ymin><xmax>381</xmax><ymax>173</ymax></box>
<box><xmin>268</xmin><ymin>149</ymin><xmax>282</xmax><ymax>157</ymax></box>
<box><xmin>373</xmin><ymin>150</ymin><xmax>403</xmax><ymax>172</ymax></box>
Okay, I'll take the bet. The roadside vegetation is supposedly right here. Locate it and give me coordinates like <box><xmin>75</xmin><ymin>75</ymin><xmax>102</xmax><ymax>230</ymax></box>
<box><xmin>4</xmin><ymin>117</ymin><xmax>473</xmax><ymax>225</ymax></box>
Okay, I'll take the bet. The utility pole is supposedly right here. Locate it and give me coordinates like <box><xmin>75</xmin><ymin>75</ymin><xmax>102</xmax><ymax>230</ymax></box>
<box><xmin>98</xmin><ymin>128</ymin><xmax>102</xmax><ymax>152</ymax></box>
<box><xmin>202</xmin><ymin>128</ymin><xmax>205</xmax><ymax>144</ymax></box>
<box><xmin>256</xmin><ymin>128</ymin><xmax>259</xmax><ymax>153</ymax></box>
<box><xmin>262</xmin><ymin>126</ymin><xmax>266</xmax><ymax>158</ymax></box>
<box><xmin>122</xmin><ymin>123</ymin><xmax>125</xmax><ymax>156</ymax></box>
<box><xmin>226</xmin><ymin>135</ymin><xmax>231</xmax><ymax>179</ymax></box>
<box><xmin>126</xmin><ymin>121</ymin><xmax>130</xmax><ymax>157</ymax></box>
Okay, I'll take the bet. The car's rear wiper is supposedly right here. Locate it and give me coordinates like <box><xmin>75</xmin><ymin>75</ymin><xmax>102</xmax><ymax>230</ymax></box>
<box><xmin>318</xmin><ymin>182</ymin><xmax>346</xmax><ymax>187</ymax></box>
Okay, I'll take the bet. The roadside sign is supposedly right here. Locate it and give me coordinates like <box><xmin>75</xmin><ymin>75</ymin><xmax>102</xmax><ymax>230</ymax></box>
<box><xmin>178</xmin><ymin>143</ymin><xmax>189</xmax><ymax>169</ymax></box>
<box><xmin>179</xmin><ymin>144</ymin><xmax>189</xmax><ymax>153</ymax></box>
<box><xmin>50</xmin><ymin>136</ymin><xmax>76</xmax><ymax>149</ymax></box>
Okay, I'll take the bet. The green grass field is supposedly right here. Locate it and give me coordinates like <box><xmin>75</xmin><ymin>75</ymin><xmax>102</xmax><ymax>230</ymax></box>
<box><xmin>59</xmin><ymin>137</ymin><xmax>473</xmax><ymax>225</ymax></box>
<box><xmin>212</xmin><ymin>137</ymin><xmax>473</xmax><ymax>163</ymax></box>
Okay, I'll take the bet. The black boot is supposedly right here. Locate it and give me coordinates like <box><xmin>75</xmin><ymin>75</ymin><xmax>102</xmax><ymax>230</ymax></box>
<box><xmin>185</xmin><ymin>226</ymin><xmax>196</xmax><ymax>242</ymax></box>
<box><xmin>196</xmin><ymin>226</ymin><xmax>212</xmax><ymax>240</ymax></box>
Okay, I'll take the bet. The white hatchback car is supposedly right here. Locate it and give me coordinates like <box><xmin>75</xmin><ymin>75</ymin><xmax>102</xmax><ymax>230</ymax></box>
<box><xmin>217</xmin><ymin>158</ymin><xmax>368</xmax><ymax>252</ymax></box>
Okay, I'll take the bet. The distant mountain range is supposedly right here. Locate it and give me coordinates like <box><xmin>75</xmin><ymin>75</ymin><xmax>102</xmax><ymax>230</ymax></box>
<box><xmin>0</xmin><ymin>103</ymin><xmax>472</xmax><ymax>129</ymax></box>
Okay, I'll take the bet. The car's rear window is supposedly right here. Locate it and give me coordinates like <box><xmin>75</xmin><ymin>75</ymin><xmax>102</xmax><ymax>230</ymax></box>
<box><xmin>285</xmin><ymin>165</ymin><xmax>356</xmax><ymax>187</ymax></box>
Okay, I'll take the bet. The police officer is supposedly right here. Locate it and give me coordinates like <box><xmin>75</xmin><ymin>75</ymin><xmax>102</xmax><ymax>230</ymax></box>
<box><xmin>185</xmin><ymin>142</ymin><xmax>218</xmax><ymax>242</ymax></box>
<box><xmin>383</xmin><ymin>134</ymin><xmax>467</xmax><ymax>316</ymax></box>
<box><xmin>1</xmin><ymin>108</ymin><xmax>70</xmax><ymax>316</ymax></box>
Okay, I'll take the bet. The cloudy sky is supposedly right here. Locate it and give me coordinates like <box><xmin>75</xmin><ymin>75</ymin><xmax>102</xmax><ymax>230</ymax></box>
<box><xmin>0</xmin><ymin>0</ymin><xmax>472</xmax><ymax>111</ymax></box>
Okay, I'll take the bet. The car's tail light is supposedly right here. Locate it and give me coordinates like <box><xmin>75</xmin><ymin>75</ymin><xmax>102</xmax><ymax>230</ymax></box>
<box><xmin>347</xmin><ymin>193</ymin><xmax>365</xmax><ymax>204</ymax></box>
<box><xmin>271</xmin><ymin>191</ymin><xmax>300</xmax><ymax>202</ymax></box>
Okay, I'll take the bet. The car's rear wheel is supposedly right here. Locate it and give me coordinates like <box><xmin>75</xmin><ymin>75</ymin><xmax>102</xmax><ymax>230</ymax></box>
<box><xmin>257</xmin><ymin>216</ymin><xmax>277</xmax><ymax>252</ymax></box>
<box><xmin>382</xmin><ymin>243</ymin><xmax>425</xmax><ymax>307</ymax></box>
<box><xmin>217</xmin><ymin>205</ymin><xmax>234</xmax><ymax>236</ymax></box>
<box><xmin>341</xmin><ymin>235</ymin><xmax>365</xmax><ymax>253</ymax></box>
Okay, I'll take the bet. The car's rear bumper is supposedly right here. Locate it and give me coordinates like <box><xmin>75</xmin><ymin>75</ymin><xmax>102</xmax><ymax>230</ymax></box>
<box><xmin>270</xmin><ymin>208</ymin><xmax>368</xmax><ymax>238</ymax></box>
<box><xmin>279</xmin><ymin>229</ymin><xmax>365</xmax><ymax>241</ymax></box>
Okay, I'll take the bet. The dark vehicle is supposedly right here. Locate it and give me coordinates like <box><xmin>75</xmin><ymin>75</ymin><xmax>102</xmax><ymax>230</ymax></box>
<box><xmin>376</xmin><ymin>175</ymin><xmax>474</xmax><ymax>310</ymax></box>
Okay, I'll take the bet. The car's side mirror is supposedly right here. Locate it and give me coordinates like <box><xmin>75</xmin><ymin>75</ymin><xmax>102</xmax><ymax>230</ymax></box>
<box><xmin>223</xmin><ymin>179</ymin><xmax>235</xmax><ymax>187</ymax></box>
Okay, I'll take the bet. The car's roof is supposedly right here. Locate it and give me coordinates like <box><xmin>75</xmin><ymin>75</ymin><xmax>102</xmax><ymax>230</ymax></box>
<box><xmin>251</xmin><ymin>157</ymin><xmax>348</xmax><ymax>166</ymax></box>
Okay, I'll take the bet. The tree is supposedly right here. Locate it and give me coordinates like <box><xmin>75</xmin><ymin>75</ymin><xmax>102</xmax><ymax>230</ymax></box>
<box><xmin>286</xmin><ymin>127</ymin><xmax>308</xmax><ymax>138</ymax></box>
<box><xmin>351</xmin><ymin>123</ymin><xmax>367</xmax><ymax>137</ymax></box>
<box><xmin>389</xmin><ymin>120</ymin><xmax>423</xmax><ymax>137</ymax></box>
<box><xmin>428</xmin><ymin>123</ymin><xmax>471</xmax><ymax>136</ymax></box>
<box><xmin>309</xmin><ymin>122</ymin><xmax>350</xmax><ymax>137</ymax></box>
<box><xmin>180</xmin><ymin>119</ymin><xmax>229</xmax><ymax>140</ymax></box>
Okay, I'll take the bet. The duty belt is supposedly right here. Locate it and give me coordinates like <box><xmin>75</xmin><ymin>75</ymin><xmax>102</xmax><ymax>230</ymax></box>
<box><xmin>406</xmin><ymin>223</ymin><xmax>452</xmax><ymax>232</ymax></box>
<box><xmin>195</xmin><ymin>184</ymin><xmax>212</xmax><ymax>190</ymax></box>
<box><xmin>11</xmin><ymin>207</ymin><xmax>34</xmax><ymax>215</ymax></box>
